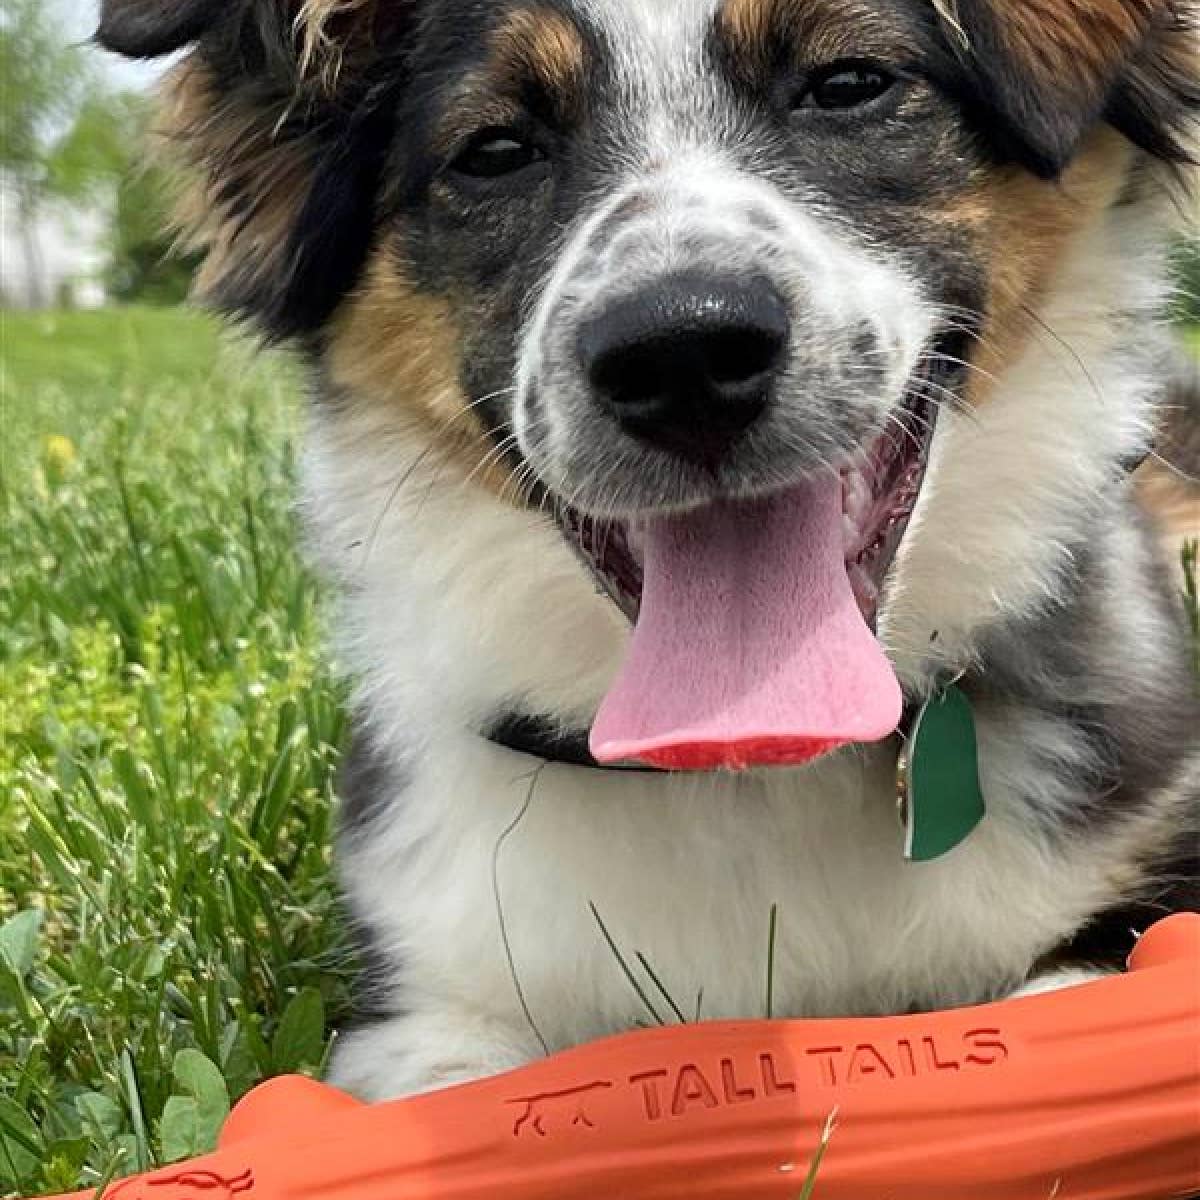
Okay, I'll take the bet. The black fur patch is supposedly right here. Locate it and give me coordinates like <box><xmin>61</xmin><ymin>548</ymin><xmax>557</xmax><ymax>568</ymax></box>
<box><xmin>337</xmin><ymin>723</ymin><xmax>407</xmax><ymax>1021</ymax></box>
<box><xmin>98</xmin><ymin>1</ymin><xmax>416</xmax><ymax>339</ymax></box>
<box><xmin>974</xmin><ymin>508</ymin><xmax>1200</xmax><ymax>971</ymax></box>
<box><xmin>1057</xmin><ymin>843</ymin><xmax>1200</xmax><ymax>966</ymax></box>
<box><xmin>488</xmin><ymin>713</ymin><xmax>600</xmax><ymax>767</ymax></box>
<box><xmin>934</xmin><ymin>0</ymin><xmax>1110</xmax><ymax>177</ymax></box>
<box><xmin>338</xmin><ymin>719</ymin><xmax>404</xmax><ymax>839</ymax></box>
<box><xmin>977</xmin><ymin>520</ymin><xmax>1199</xmax><ymax>838</ymax></box>
<box><xmin>1107</xmin><ymin>4</ymin><xmax>1200</xmax><ymax>168</ymax></box>
<box><xmin>244</xmin><ymin>89</ymin><xmax>402</xmax><ymax>340</ymax></box>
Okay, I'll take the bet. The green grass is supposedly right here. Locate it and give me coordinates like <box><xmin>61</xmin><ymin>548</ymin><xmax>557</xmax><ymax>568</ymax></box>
<box><xmin>1</xmin><ymin>309</ymin><xmax>349</xmax><ymax>1197</ymax></box>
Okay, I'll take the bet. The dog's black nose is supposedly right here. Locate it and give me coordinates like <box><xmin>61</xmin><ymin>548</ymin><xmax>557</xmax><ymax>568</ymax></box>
<box><xmin>579</xmin><ymin>273</ymin><xmax>790</xmax><ymax>465</ymax></box>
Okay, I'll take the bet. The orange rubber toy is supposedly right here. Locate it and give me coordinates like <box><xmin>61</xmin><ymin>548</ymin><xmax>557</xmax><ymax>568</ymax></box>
<box><xmin>38</xmin><ymin>915</ymin><xmax>1200</xmax><ymax>1200</ymax></box>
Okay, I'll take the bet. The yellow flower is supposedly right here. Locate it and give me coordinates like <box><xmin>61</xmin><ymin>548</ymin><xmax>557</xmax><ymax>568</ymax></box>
<box><xmin>42</xmin><ymin>435</ymin><xmax>78</xmax><ymax>484</ymax></box>
<box><xmin>43</xmin><ymin>436</ymin><xmax>78</xmax><ymax>472</ymax></box>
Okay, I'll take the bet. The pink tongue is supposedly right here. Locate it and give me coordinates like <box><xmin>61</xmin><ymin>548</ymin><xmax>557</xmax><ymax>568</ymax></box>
<box><xmin>590</xmin><ymin>478</ymin><xmax>903</xmax><ymax>771</ymax></box>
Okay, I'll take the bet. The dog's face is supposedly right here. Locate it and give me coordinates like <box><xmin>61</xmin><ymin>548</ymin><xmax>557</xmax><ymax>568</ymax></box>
<box><xmin>397</xmin><ymin>0</ymin><xmax>980</xmax><ymax>518</ymax></box>
<box><xmin>361</xmin><ymin>0</ymin><xmax>1021</xmax><ymax>632</ymax></box>
<box><xmin>101</xmin><ymin>0</ymin><xmax>1196</xmax><ymax>691</ymax></box>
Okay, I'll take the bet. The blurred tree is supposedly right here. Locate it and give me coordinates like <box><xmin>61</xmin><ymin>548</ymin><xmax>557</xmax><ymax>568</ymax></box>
<box><xmin>1</xmin><ymin>3</ymin><xmax>194</xmax><ymax>307</ymax></box>
<box><xmin>0</xmin><ymin>0</ymin><xmax>101</xmax><ymax>304</ymax></box>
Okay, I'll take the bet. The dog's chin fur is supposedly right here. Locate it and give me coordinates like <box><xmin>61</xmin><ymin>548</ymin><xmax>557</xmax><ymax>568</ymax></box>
<box><xmin>312</xmin><ymin>170</ymin><xmax>1197</xmax><ymax>1101</ymax></box>
<box><xmin>97</xmin><ymin>0</ymin><xmax>1199</xmax><ymax>1105</ymax></box>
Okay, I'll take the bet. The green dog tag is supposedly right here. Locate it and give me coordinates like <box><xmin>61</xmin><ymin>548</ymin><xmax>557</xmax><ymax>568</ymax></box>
<box><xmin>897</xmin><ymin>683</ymin><xmax>986</xmax><ymax>863</ymax></box>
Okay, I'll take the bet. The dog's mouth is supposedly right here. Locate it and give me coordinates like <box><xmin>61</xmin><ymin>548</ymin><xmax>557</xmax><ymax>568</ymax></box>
<box><xmin>556</xmin><ymin>376</ymin><xmax>941</xmax><ymax>772</ymax></box>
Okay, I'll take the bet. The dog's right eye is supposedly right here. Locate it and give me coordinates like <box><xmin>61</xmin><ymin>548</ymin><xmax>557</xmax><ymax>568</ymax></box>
<box><xmin>450</xmin><ymin>129</ymin><xmax>545</xmax><ymax>180</ymax></box>
<box><xmin>795</xmin><ymin>62</ymin><xmax>896</xmax><ymax>113</ymax></box>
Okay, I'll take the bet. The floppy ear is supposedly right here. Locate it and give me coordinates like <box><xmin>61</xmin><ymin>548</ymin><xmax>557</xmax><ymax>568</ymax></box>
<box><xmin>97</xmin><ymin>0</ymin><xmax>226</xmax><ymax>58</ymax></box>
<box><xmin>940</xmin><ymin>0</ymin><xmax>1198</xmax><ymax>177</ymax></box>
<box><xmin>96</xmin><ymin>0</ymin><xmax>415</xmax><ymax>339</ymax></box>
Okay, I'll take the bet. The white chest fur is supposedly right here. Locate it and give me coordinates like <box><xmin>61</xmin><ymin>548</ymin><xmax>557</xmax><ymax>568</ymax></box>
<box><xmin>332</xmin><ymin>719</ymin><xmax>1130</xmax><ymax>1098</ymax></box>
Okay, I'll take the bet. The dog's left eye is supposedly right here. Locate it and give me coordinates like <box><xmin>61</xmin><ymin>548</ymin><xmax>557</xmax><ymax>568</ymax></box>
<box><xmin>796</xmin><ymin>63</ymin><xmax>896</xmax><ymax>112</ymax></box>
<box><xmin>450</xmin><ymin>129</ymin><xmax>545</xmax><ymax>179</ymax></box>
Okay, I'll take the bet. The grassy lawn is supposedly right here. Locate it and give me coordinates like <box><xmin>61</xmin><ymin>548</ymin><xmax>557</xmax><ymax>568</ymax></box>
<box><xmin>0</xmin><ymin>308</ymin><xmax>1196</xmax><ymax>1199</ymax></box>
<box><xmin>1</xmin><ymin>309</ymin><xmax>349</xmax><ymax>1197</ymax></box>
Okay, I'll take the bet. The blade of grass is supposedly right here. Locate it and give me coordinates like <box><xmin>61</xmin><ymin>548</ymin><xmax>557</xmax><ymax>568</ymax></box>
<box><xmin>589</xmin><ymin>903</ymin><xmax>665</xmax><ymax>1027</ymax></box>
<box><xmin>634</xmin><ymin>951</ymin><xmax>687</xmax><ymax>1025</ymax></box>
<box><xmin>796</xmin><ymin>1110</ymin><xmax>838</xmax><ymax>1200</ymax></box>
<box><xmin>1182</xmin><ymin>539</ymin><xmax>1198</xmax><ymax>678</ymax></box>
<box><xmin>119</xmin><ymin>1048</ymin><xmax>153</xmax><ymax>1173</ymax></box>
<box><xmin>766</xmin><ymin>903</ymin><xmax>780</xmax><ymax>1020</ymax></box>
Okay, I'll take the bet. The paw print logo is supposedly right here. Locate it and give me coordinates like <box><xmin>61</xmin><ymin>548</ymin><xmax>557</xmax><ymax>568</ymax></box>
<box><xmin>108</xmin><ymin>1167</ymin><xmax>254</xmax><ymax>1199</ymax></box>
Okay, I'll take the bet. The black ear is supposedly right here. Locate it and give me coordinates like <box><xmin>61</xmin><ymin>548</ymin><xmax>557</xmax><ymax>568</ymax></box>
<box><xmin>97</xmin><ymin>0</ymin><xmax>228</xmax><ymax>58</ymax></box>
<box><xmin>941</xmin><ymin>0</ymin><xmax>1197</xmax><ymax>177</ymax></box>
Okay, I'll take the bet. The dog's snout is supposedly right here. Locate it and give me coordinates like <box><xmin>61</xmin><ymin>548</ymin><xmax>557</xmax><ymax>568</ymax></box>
<box><xmin>578</xmin><ymin>274</ymin><xmax>790</xmax><ymax>464</ymax></box>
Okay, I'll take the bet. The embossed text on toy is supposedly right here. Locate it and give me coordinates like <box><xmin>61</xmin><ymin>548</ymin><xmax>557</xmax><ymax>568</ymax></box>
<box><xmin>505</xmin><ymin>1030</ymin><xmax>1011</xmax><ymax>1137</ymax></box>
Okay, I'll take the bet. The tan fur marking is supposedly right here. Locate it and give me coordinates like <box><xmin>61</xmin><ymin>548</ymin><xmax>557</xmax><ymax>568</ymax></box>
<box><xmin>718</xmin><ymin>0</ymin><xmax>776</xmax><ymax>51</ymax></box>
<box><xmin>296</xmin><ymin>0</ymin><xmax>376</xmax><ymax>88</ymax></box>
<box><xmin>489</xmin><ymin>7</ymin><xmax>587</xmax><ymax>106</ymax></box>
<box><xmin>718</xmin><ymin>0</ymin><xmax>918</xmax><ymax>65</ymax></box>
<box><xmin>990</xmin><ymin>0</ymin><xmax>1160</xmax><ymax>100</ymax></box>
<box><xmin>327</xmin><ymin>256</ymin><xmax>516</xmax><ymax>498</ymax></box>
<box><xmin>1137</xmin><ymin>460</ymin><xmax>1199</xmax><ymax>547</ymax></box>
<box><xmin>967</xmin><ymin>132</ymin><xmax>1135</xmax><ymax>403</ymax></box>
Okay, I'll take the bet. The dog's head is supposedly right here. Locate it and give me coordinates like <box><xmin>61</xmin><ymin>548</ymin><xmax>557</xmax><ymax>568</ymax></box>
<box><xmin>100</xmin><ymin>0</ymin><xmax>1197</xmax><ymax>763</ymax></box>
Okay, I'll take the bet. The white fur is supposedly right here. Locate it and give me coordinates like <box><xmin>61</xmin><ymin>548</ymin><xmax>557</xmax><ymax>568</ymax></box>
<box><xmin>327</xmin><ymin>725</ymin><xmax>1155</xmax><ymax>1099</ymax></box>
<box><xmin>1011</xmin><ymin>968</ymin><xmax>1112</xmax><ymax>999</ymax></box>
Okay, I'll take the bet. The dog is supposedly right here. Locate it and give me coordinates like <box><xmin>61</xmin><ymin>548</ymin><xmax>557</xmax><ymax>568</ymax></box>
<box><xmin>100</xmin><ymin>0</ymin><xmax>1199</xmax><ymax>1103</ymax></box>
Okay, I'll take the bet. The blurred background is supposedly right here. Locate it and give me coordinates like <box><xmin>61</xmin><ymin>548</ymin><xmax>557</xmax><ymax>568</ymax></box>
<box><xmin>2</xmin><ymin>0</ymin><xmax>185</xmax><ymax>311</ymax></box>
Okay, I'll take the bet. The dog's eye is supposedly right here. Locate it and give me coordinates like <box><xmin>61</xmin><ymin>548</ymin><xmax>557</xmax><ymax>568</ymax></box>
<box><xmin>450</xmin><ymin>129</ymin><xmax>544</xmax><ymax>179</ymax></box>
<box><xmin>798</xmin><ymin>64</ymin><xmax>895</xmax><ymax>112</ymax></box>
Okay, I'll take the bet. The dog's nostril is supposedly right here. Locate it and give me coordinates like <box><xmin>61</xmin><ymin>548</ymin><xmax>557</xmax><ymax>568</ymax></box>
<box><xmin>579</xmin><ymin>273</ymin><xmax>790</xmax><ymax>465</ymax></box>
<box><xmin>705</xmin><ymin>327</ymin><xmax>784</xmax><ymax>387</ymax></box>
